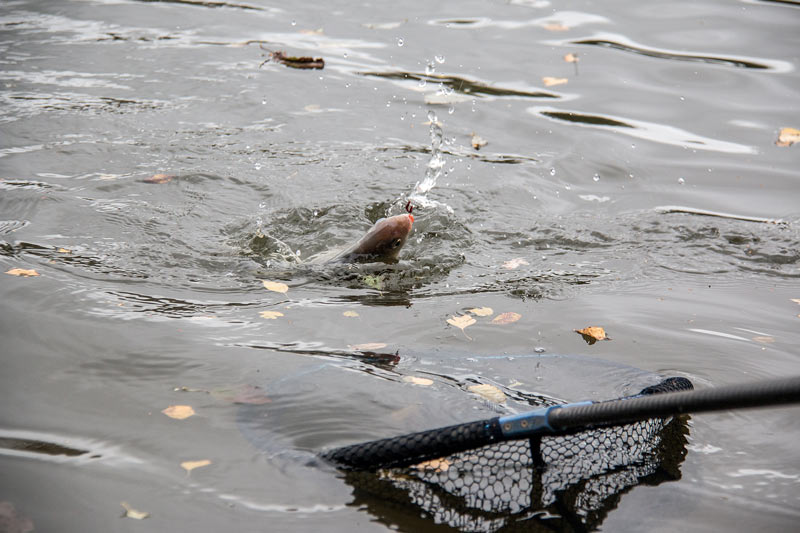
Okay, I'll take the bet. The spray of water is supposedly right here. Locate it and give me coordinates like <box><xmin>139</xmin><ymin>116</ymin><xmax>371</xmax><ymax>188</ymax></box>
<box><xmin>406</xmin><ymin>110</ymin><xmax>454</xmax><ymax>213</ymax></box>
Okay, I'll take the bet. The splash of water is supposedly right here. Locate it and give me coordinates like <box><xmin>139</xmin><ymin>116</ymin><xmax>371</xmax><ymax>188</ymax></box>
<box><xmin>406</xmin><ymin>110</ymin><xmax>453</xmax><ymax>213</ymax></box>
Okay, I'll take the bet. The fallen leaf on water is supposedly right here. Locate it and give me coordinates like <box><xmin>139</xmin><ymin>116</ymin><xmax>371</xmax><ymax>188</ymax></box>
<box><xmin>543</xmin><ymin>22</ymin><xmax>570</xmax><ymax>31</ymax></box>
<box><xmin>143</xmin><ymin>173</ymin><xmax>174</xmax><ymax>184</ymax></box>
<box><xmin>162</xmin><ymin>405</ymin><xmax>195</xmax><ymax>420</ymax></box>
<box><xmin>362</xmin><ymin>274</ymin><xmax>384</xmax><ymax>291</ymax></box>
<box><xmin>564</xmin><ymin>53</ymin><xmax>579</xmax><ymax>63</ymax></box>
<box><xmin>403</xmin><ymin>376</ymin><xmax>434</xmax><ymax>386</ymax></box>
<box><xmin>5</xmin><ymin>268</ymin><xmax>39</xmax><ymax>277</ymax></box>
<box><xmin>181</xmin><ymin>459</ymin><xmax>211</xmax><ymax>473</ymax></box>
<box><xmin>542</xmin><ymin>76</ymin><xmax>568</xmax><ymax>87</ymax></box>
<box><xmin>267</xmin><ymin>50</ymin><xmax>325</xmax><ymax>70</ymax></box>
<box><xmin>413</xmin><ymin>458</ymin><xmax>450</xmax><ymax>471</ymax></box>
<box><xmin>57</xmin><ymin>248</ymin><xmax>71</xmax><ymax>254</ymax></box>
<box><xmin>492</xmin><ymin>312</ymin><xmax>521</xmax><ymax>325</ymax></box>
<box><xmin>471</xmin><ymin>133</ymin><xmax>488</xmax><ymax>150</ymax></box>
<box><xmin>299</xmin><ymin>28</ymin><xmax>323</xmax><ymax>35</ymax></box>
<box><xmin>348</xmin><ymin>342</ymin><xmax>387</xmax><ymax>351</ymax></box>
<box><xmin>121</xmin><ymin>502</ymin><xmax>149</xmax><ymax>520</ymax></box>
<box><xmin>575</xmin><ymin>326</ymin><xmax>610</xmax><ymax>344</ymax></box>
<box><xmin>343</xmin><ymin>310</ymin><xmax>359</xmax><ymax>317</ymax></box>
<box><xmin>790</xmin><ymin>299</ymin><xmax>800</xmax><ymax>305</ymax></box>
<box><xmin>776</xmin><ymin>127</ymin><xmax>800</xmax><ymax>147</ymax></box>
<box><xmin>752</xmin><ymin>336</ymin><xmax>775</xmax><ymax>344</ymax></box>
<box><xmin>502</xmin><ymin>257</ymin><xmax>529</xmax><ymax>270</ymax></box>
<box><xmin>304</xmin><ymin>104</ymin><xmax>321</xmax><ymax>112</ymax></box>
<box><xmin>468</xmin><ymin>383</ymin><xmax>507</xmax><ymax>404</ymax></box>
<box><xmin>259</xmin><ymin>310</ymin><xmax>284</xmax><ymax>320</ymax></box>
<box><xmin>468</xmin><ymin>307</ymin><xmax>493</xmax><ymax>317</ymax></box>
<box><xmin>262</xmin><ymin>280</ymin><xmax>289</xmax><ymax>293</ymax></box>
<box><xmin>447</xmin><ymin>314</ymin><xmax>476</xmax><ymax>339</ymax></box>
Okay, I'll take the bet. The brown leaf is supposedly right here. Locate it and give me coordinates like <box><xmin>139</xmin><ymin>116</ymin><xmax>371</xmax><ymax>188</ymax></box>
<box><xmin>5</xmin><ymin>268</ymin><xmax>39</xmax><ymax>277</ymax></box>
<box><xmin>259</xmin><ymin>310</ymin><xmax>284</xmax><ymax>320</ymax></box>
<box><xmin>120</xmin><ymin>502</ymin><xmax>149</xmax><ymax>520</ymax></box>
<box><xmin>162</xmin><ymin>405</ymin><xmax>195</xmax><ymax>420</ymax></box>
<box><xmin>181</xmin><ymin>459</ymin><xmax>212</xmax><ymax>473</ymax></box>
<box><xmin>575</xmin><ymin>326</ymin><xmax>610</xmax><ymax>344</ymax></box>
<box><xmin>468</xmin><ymin>307</ymin><xmax>493</xmax><ymax>317</ymax></box>
<box><xmin>268</xmin><ymin>50</ymin><xmax>325</xmax><ymax>70</ymax></box>
<box><xmin>752</xmin><ymin>336</ymin><xmax>775</xmax><ymax>344</ymax></box>
<box><xmin>471</xmin><ymin>133</ymin><xmax>488</xmax><ymax>150</ymax></box>
<box><xmin>348</xmin><ymin>342</ymin><xmax>387</xmax><ymax>351</ymax></box>
<box><xmin>776</xmin><ymin>127</ymin><xmax>800</xmax><ymax>147</ymax></box>
<box><xmin>492</xmin><ymin>312</ymin><xmax>521</xmax><ymax>325</ymax></box>
<box><xmin>262</xmin><ymin>280</ymin><xmax>289</xmax><ymax>293</ymax></box>
<box><xmin>143</xmin><ymin>173</ymin><xmax>174</xmax><ymax>184</ymax></box>
<box><xmin>502</xmin><ymin>257</ymin><xmax>529</xmax><ymax>270</ymax></box>
<box><xmin>542</xmin><ymin>76</ymin><xmax>568</xmax><ymax>87</ymax></box>
<box><xmin>468</xmin><ymin>383</ymin><xmax>507</xmax><ymax>403</ymax></box>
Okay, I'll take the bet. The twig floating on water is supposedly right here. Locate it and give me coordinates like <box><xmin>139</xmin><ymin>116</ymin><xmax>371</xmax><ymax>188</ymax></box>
<box><xmin>654</xmin><ymin>205</ymin><xmax>786</xmax><ymax>225</ymax></box>
<box><xmin>260</xmin><ymin>50</ymin><xmax>325</xmax><ymax>70</ymax></box>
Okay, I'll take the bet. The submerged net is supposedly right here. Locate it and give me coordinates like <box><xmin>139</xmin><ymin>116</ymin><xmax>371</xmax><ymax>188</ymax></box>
<box><xmin>335</xmin><ymin>378</ymin><xmax>692</xmax><ymax>532</ymax></box>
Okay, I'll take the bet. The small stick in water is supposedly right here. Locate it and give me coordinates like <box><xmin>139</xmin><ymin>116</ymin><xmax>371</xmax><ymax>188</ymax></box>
<box><xmin>654</xmin><ymin>205</ymin><xmax>786</xmax><ymax>225</ymax></box>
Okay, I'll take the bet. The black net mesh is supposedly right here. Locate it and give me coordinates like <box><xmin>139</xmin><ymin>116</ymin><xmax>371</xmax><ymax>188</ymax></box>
<box><xmin>334</xmin><ymin>378</ymin><xmax>692</xmax><ymax>532</ymax></box>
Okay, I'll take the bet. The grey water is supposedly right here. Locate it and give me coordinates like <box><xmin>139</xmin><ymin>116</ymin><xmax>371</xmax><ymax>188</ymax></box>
<box><xmin>1</xmin><ymin>0</ymin><xmax>799</xmax><ymax>531</ymax></box>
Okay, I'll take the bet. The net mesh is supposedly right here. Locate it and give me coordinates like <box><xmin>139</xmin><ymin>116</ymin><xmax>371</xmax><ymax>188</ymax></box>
<box><xmin>336</xmin><ymin>378</ymin><xmax>692</xmax><ymax>532</ymax></box>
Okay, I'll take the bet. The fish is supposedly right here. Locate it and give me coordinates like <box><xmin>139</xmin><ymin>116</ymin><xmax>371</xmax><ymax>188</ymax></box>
<box><xmin>319</xmin><ymin>213</ymin><xmax>414</xmax><ymax>264</ymax></box>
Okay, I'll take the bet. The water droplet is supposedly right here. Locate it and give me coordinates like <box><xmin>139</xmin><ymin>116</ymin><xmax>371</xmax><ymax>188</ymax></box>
<box><xmin>631</xmin><ymin>143</ymin><xmax>636</xmax><ymax>149</ymax></box>
<box><xmin>435</xmin><ymin>55</ymin><xmax>445</xmax><ymax>64</ymax></box>
<box><xmin>343</xmin><ymin>52</ymin><xmax>348</xmax><ymax>58</ymax></box>
<box><xmin>565</xmin><ymin>184</ymin><xmax>571</xmax><ymax>190</ymax></box>
<box><xmin>418</xmin><ymin>78</ymin><xmax>427</xmax><ymax>88</ymax></box>
<box><xmin>397</xmin><ymin>37</ymin><xmax>404</xmax><ymax>46</ymax></box>
<box><xmin>593</xmin><ymin>173</ymin><xmax>600</xmax><ymax>182</ymax></box>
<box><xmin>534</xmin><ymin>347</ymin><xmax>546</xmax><ymax>353</ymax></box>
<box><xmin>427</xmin><ymin>110</ymin><xmax>437</xmax><ymax>123</ymax></box>
<box><xmin>680</xmin><ymin>96</ymin><xmax>685</xmax><ymax>101</ymax></box>
<box><xmin>291</xmin><ymin>20</ymin><xmax>296</xmax><ymax>26</ymax></box>
<box><xmin>549</xmin><ymin>168</ymin><xmax>556</xmax><ymax>176</ymax></box>
<box><xmin>678</xmin><ymin>177</ymin><xmax>685</xmax><ymax>184</ymax></box>
<box><xmin>261</xmin><ymin>99</ymin><xmax>266</xmax><ymax>105</ymax></box>
<box><xmin>254</xmin><ymin>163</ymin><xmax>262</xmax><ymax>170</ymax></box>
<box><xmin>448</xmin><ymin>105</ymin><xmax>454</xmax><ymax>114</ymax></box>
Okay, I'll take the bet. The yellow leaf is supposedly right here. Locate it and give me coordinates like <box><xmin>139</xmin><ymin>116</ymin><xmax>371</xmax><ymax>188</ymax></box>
<box><xmin>259</xmin><ymin>310</ymin><xmax>284</xmax><ymax>319</ymax></box>
<box><xmin>121</xmin><ymin>502</ymin><xmax>149</xmax><ymax>520</ymax></box>
<box><xmin>343</xmin><ymin>310</ymin><xmax>359</xmax><ymax>317</ymax></box>
<box><xmin>575</xmin><ymin>326</ymin><xmax>610</xmax><ymax>344</ymax></box>
<box><xmin>468</xmin><ymin>307</ymin><xmax>493</xmax><ymax>317</ymax></box>
<box><xmin>542</xmin><ymin>76</ymin><xmax>568</xmax><ymax>87</ymax></box>
<box><xmin>262</xmin><ymin>280</ymin><xmax>289</xmax><ymax>293</ymax></box>
<box><xmin>468</xmin><ymin>383</ymin><xmax>506</xmax><ymax>403</ymax></box>
<box><xmin>5</xmin><ymin>268</ymin><xmax>39</xmax><ymax>277</ymax></box>
<box><xmin>791</xmin><ymin>299</ymin><xmax>800</xmax><ymax>305</ymax></box>
<box><xmin>776</xmin><ymin>127</ymin><xmax>800</xmax><ymax>147</ymax></box>
<box><xmin>143</xmin><ymin>173</ymin><xmax>174</xmax><ymax>184</ymax></box>
<box><xmin>471</xmin><ymin>133</ymin><xmax>488</xmax><ymax>150</ymax></box>
<box><xmin>403</xmin><ymin>376</ymin><xmax>434</xmax><ymax>386</ymax></box>
<box><xmin>447</xmin><ymin>314</ymin><xmax>476</xmax><ymax>339</ymax></box>
<box><xmin>57</xmin><ymin>248</ymin><xmax>71</xmax><ymax>254</ymax></box>
<box><xmin>492</xmin><ymin>312</ymin><xmax>521</xmax><ymax>325</ymax></box>
<box><xmin>413</xmin><ymin>458</ymin><xmax>450</xmax><ymax>471</ymax></box>
<box><xmin>162</xmin><ymin>405</ymin><xmax>195</xmax><ymax>420</ymax></box>
<box><xmin>299</xmin><ymin>28</ymin><xmax>324</xmax><ymax>35</ymax></box>
<box><xmin>348</xmin><ymin>342</ymin><xmax>387</xmax><ymax>351</ymax></box>
<box><xmin>564</xmin><ymin>53</ymin><xmax>579</xmax><ymax>63</ymax></box>
<box><xmin>502</xmin><ymin>257</ymin><xmax>529</xmax><ymax>270</ymax></box>
<box><xmin>543</xmin><ymin>22</ymin><xmax>569</xmax><ymax>31</ymax></box>
<box><xmin>181</xmin><ymin>459</ymin><xmax>212</xmax><ymax>473</ymax></box>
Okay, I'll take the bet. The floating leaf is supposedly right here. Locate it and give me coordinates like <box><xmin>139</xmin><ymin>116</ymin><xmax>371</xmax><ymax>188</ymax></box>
<box><xmin>776</xmin><ymin>127</ymin><xmax>800</xmax><ymax>147</ymax></box>
<box><xmin>403</xmin><ymin>376</ymin><xmax>434</xmax><ymax>386</ymax></box>
<box><xmin>502</xmin><ymin>257</ymin><xmax>529</xmax><ymax>270</ymax></box>
<box><xmin>791</xmin><ymin>299</ymin><xmax>800</xmax><ymax>305</ymax></box>
<box><xmin>575</xmin><ymin>326</ymin><xmax>610</xmax><ymax>344</ymax></box>
<box><xmin>267</xmin><ymin>50</ymin><xmax>324</xmax><ymax>70</ymax></box>
<box><xmin>564</xmin><ymin>53</ymin><xmax>579</xmax><ymax>63</ymax></box>
<box><xmin>5</xmin><ymin>268</ymin><xmax>39</xmax><ymax>277</ymax></box>
<box><xmin>492</xmin><ymin>312</ymin><xmax>521</xmax><ymax>325</ymax></box>
<box><xmin>447</xmin><ymin>314</ymin><xmax>476</xmax><ymax>339</ymax></box>
<box><xmin>343</xmin><ymin>310</ymin><xmax>360</xmax><ymax>317</ymax></box>
<box><xmin>181</xmin><ymin>459</ymin><xmax>211</xmax><ymax>473</ymax></box>
<box><xmin>413</xmin><ymin>458</ymin><xmax>450</xmax><ymax>471</ymax></box>
<box><xmin>57</xmin><ymin>248</ymin><xmax>71</xmax><ymax>254</ymax></box>
<box><xmin>143</xmin><ymin>173</ymin><xmax>173</xmax><ymax>184</ymax></box>
<box><xmin>348</xmin><ymin>342</ymin><xmax>387</xmax><ymax>351</ymax></box>
<box><xmin>468</xmin><ymin>383</ymin><xmax>507</xmax><ymax>404</ymax></box>
<box><xmin>362</xmin><ymin>274</ymin><xmax>384</xmax><ymax>291</ymax></box>
<box><xmin>299</xmin><ymin>28</ymin><xmax>323</xmax><ymax>35</ymax></box>
<box><xmin>262</xmin><ymin>280</ymin><xmax>289</xmax><ymax>293</ymax></box>
<box><xmin>471</xmin><ymin>133</ymin><xmax>488</xmax><ymax>150</ymax></box>
<box><xmin>468</xmin><ymin>307</ymin><xmax>493</xmax><ymax>317</ymax></box>
<box><xmin>752</xmin><ymin>336</ymin><xmax>775</xmax><ymax>344</ymax></box>
<box><xmin>121</xmin><ymin>502</ymin><xmax>149</xmax><ymax>520</ymax></box>
<box><xmin>259</xmin><ymin>310</ymin><xmax>284</xmax><ymax>320</ymax></box>
<box><xmin>542</xmin><ymin>76</ymin><xmax>568</xmax><ymax>87</ymax></box>
<box><xmin>543</xmin><ymin>22</ymin><xmax>570</xmax><ymax>31</ymax></box>
<box><xmin>162</xmin><ymin>405</ymin><xmax>195</xmax><ymax>420</ymax></box>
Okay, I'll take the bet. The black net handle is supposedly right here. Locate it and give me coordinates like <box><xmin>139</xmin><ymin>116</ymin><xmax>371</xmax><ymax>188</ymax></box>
<box><xmin>322</xmin><ymin>376</ymin><xmax>800</xmax><ymax>470</ymax></box>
